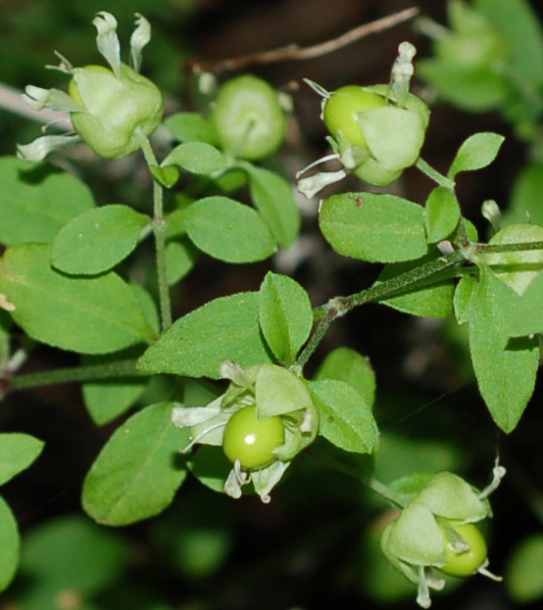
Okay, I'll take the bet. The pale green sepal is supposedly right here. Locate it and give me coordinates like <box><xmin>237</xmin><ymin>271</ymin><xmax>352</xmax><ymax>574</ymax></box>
<box><xmin>251</xmin><ymin>460</ymin><xmax>290</xmax><ymax>503</ymax></box>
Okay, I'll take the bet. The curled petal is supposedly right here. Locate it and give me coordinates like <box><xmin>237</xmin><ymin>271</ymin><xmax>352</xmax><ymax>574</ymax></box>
<box><xmin>17</xmin><ymin>133</ymin><xmax>81</xmax><ymax>162</ymax></box>
<box><xmin>130</xmin><ymin>13</ymin><xmax>151</xmax><ymax>72</ymax></box>
<box><xmin>297</xmin><ymin>169</ymin><xmax>346</xmax><ymax>199</ymax></box>
<box><xmin>23</xmin><ymin>86</ymin><xmax>82</xmax><ymax>113</ymax></box>
<box><xmin>93</xmin><ymin>12</ymin><xmax>121</xmax><ymax>77</ymax></box>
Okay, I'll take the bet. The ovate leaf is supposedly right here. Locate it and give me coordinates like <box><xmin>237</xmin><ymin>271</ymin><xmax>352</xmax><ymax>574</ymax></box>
<box><xmin>243</xmin><ymin>164</ymin><xmax>300</xmax><ymax>248</ymax></box>
<box><xmin>0</xmin><ymin>157</ymin><xmax>95</xmax><ymax>246</ymax></box>
<box><xmin>314</xmin><ymin>347</ymin><xmax>376</xmax><ymax>407</ymax></box>
<box><xmin>0</xmin><ymin>433</ymin><xmax>44</xmax><ymax>486</ymax></box>
<box><xmin>83</xmin><ymin>403</ymin><xmax>189</xmax><ymax>526</ymax></box>
<box><xmin>319</xmin><ymin>192</ymin><xmax>427</xmax><ymax>263</ymax></box>
<box><xmin>52</xmin><ymin>204</ymin><xmax>150</xmax><ymax>275</ymax></box>
<box><xmin>448</xmin><ymin>132</ymin><xmax>505</xmax><ymax>178</ymax></box>
<box><xmin>162</xmin><ymin>142</ymin><xmax>227</xmax><ymax>176</ymax></box>
<box><xmin>259</xmin><ymin>272</ymin><xmax>313</xmax><ymax>364</ymax></box>
<box><xmin>424</xmin><ymin>187</ymin><xmax>461</xmax><ymax>243</ymax></box>
<box><xmin>468</xmin><ymin>267</ymin><xmax>538</xmax><ymax>432</ymax></box>
<box><xmin>184</xmin><ymin>196</ymin><xmax>276</xmax><ymax>263</ymax></box>
<box><xmin>138</xmin><ymin>292</ymin><xmax>274</xmax><ymax>379</ymax></box>
<box><xmin>0</xmin><ymin>244</ymin><xmax>157</xmax><ymax>354</ymax></box>
<box><xmin>308</xmin><ymin>379</ymin><xmax>378</xmax><ymax>454</ymax></box>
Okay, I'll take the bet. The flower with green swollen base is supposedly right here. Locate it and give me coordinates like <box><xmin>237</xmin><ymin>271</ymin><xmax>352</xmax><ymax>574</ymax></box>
<box><xmin>380</xmin><ymin>466</ymin><xmax>505</xmax><ymax>608</ymax></box>
<box><xmin>297</xmin><ymin>42</ymin><xmax>429</xmax><ymax>197</ymax></box>
<box><xmin>171</xmin><ymin>361</ymin><xmax>319</xmax><ymax>503</ymax></box>
<box><xmin>18</xmin><ymin>12</ymin><xmax>162</xmax><ymax>161</ymax></box>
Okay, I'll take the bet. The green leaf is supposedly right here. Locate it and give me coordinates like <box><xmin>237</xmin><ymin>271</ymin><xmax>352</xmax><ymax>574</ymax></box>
<box><xmin>149</xmin><ymin>164</ymin><xmax>180</xmax><ymax>188</ymax></box>
<box><xmin>477</xmin><ymin>0</ymin><xmax>543</xmax><ymax>88</ymax></box>
<box><xmin>165</xmin><ymin>237</ymin><xmax>198</xmax><ymax>286</ymax></box>
<box><xmin>187</xmin><ymin>445</ymin><xmax>232</xmax><ymax>494</ymax></box>
<box><xmin>308</xmin><ymin>379</ymin><xmax>378</xmax><ymax>454</ymax></box>
<box><xmin>0</xmin><ymin>433</ymin><xmax>44</xmax><ymax>486</ymax></box>
<box><xmin>482</xmin><ymin>223</ymin><xmax>543</xmax><ymax>295</ymax></box>
<box><xmin>163</xmin><ymin>112</ymin><xmax>220</xmax><ymax>145</ymax></box>
<box><xmin>51</xmin><ymin>204</ymin><xmax>150</xmax><ymax>275</ymax></box>
<box><xmin>0</xmin><ymin>156</ymin><xmax>95</xmax><ymax>246</ymax></box>
<box><xmin>82</xmin><ymin>354</ymin><xmax>147</xmax><ymax>426</ymax></box>
<box><xmin>508</xmin><ymin>270</ymin><xmax>543</xmax><ymax>337</ymax></box>
<box><xmin>376</xmin><ymin>250</ymin><xmax>455</xmax><ymax>318</ymax></box>
<box><xmin>184</xmin><ymin>196</ymin><xmax>276</xmax><ymax>263</ymax></box>
<box><xmin>137</xmin><ymin>292</ymin><xmax>274</xmax><ymax>379</ymax></box>
<box><xmin>255</xmin><ymin>364</ymin><xmax>314</xmax><ymax>418</ymax></box>
<box><xmin>0</xmin><ymin>496</ymin><xmax>19</xmax><ymax>592</ymax></box>
<box><xmin>506</xmin><ymin>534</ymin><xmax>543</xmax><ymax>603</ymax></box>
<box><xmin>448</xmin><ymin>132</ymin><xmax>505</xmax><ymax>178</ymax></box>
<box><xmin>319</xmin><ymin>192</ymin><xmax>427</xmax><ymax>263</ymax></box>
<box><xmin>258</xmin><ymin>272</ymin><xmax>313</xmax><ymax>364</ymax></box>
<box><xmin>454</xmin><ymin>274</ymin><xmax>479</xmax><ymax>324</ymax></box>
<box><xmin>468</xmin><ymin>267</ymin><xmax>539</xmax><ymax>432</ymax></box>
<box><xmin>417</xmin><ymin>60</ymin><xmax>511</xmax><ymax>112</ymax></box>
<box><xmin>0</xmin><ymin>244</ymin><xmax>157</xmax><ymax>354</ymax></box>
<box><xmin>314</xmin><ymin>347</ymin><xmax>376</xmax><ymax>408</ymax></box>
<box><xmin>19</xmin><ymin>515</ymin><xmax>126</xmax><ymax>597</ymax></box>
<box><xmin>83</xmin><ymin>403</ymin><xmax>189</xmax><ymax>526</ymax></box>
<box><xmin>243</xmin><ymin>164</ymin><xmax>300</xmax><ymax>249</ymax></box>
<box><xmin>505</xmin><ymin>163</ymin><xmax>543</xmax><ymax>226</ymax></box>
<box><xmin>424</xmin><ymin>187</ymin><xmax>461</xmax><ymax>243</ymax></box>
<box><xmin>162</xmin><ymin>142</ymin><xmax>227</xmax><ymax>176</ymax></box>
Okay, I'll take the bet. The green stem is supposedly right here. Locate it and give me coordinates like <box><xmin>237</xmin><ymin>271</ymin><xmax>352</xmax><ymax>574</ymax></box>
<box><xmin>7</xmin><ymin>359</ymin><xmax>145</xmax><ymax>392</ymax></box>
<box><xmin>297</xmin><ymin>250</ymin><xmax>466</xmax><ymax>368</ymax></box>
<box><xmin>305</xmin><ymin>449</ymin><xmax>406</xmax><ymax>507</ymax></box>
<box><xmin>416</xmin><ymin>157</ymin><xmax>455</xmax><ymax>191</ymax></box>
<box><xmin>368</xmin><ymin>477</ymin><xmax>406</xmax><ymax>507</ymax></box>
<box><xmin>137</xmin><ymin>131</ymin><xmax>172</xmax><ymax>331</ymax></box>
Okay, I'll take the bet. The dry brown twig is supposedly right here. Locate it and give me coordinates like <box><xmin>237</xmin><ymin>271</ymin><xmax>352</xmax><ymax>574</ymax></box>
<box><xmin>188</xmin><ymin>7</ymin><xmax>420</xmax><ymax>74</ymax></box>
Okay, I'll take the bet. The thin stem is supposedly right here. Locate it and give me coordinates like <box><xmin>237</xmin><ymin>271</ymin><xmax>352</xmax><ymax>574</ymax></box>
<box><xmin>136</xmin><ymin>131</ymin><xmax>172</xmax><ymax>331</ymax></box>
<box><xmin>368</xmin><ymin>477</ymin><xmax>406</xmax><ymax>507</ymax></box>
<box><xmin>343</xmin><ymin>250</ymin><xmax>465</xmax><ymax>309</ymax></box>
<box><xmin>416</xmin><ymin>157</ymin><xmax>455</xmax><ymax>191</ymax></box>
<box><xmin>297</xmin><ymin>250</ymin><xmax>466</xmax><ymax>369</ymax></box>
<box><xmin>7</xmin><ymin>359</ymin><xmax>145</xmax><ymax>392</ymax></box>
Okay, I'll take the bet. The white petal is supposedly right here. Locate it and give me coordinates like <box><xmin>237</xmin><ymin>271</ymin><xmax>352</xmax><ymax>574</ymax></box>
<box><xmin>93</xmin><ymin>12</ymin><xmax>121</xmax><ymax>77</ymax></box>
<box><xmin>16</xmin><ymin>134</ymin><xmax>81</xmax><ymax>162</ymax></box>
<box><xmin>297</xmin><ymin>170</ymin><xmax>346</xmax><ymax>199</ymax></box>
<box><xmin>130</xmin><ymin>13</ymin><xmax>151</xmax><ymax>72</ymax></box>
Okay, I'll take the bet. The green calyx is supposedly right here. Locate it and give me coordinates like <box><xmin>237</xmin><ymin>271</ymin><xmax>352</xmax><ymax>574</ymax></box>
<box><xmin>69</xmin><ymin>63</ymin><xmax>163</xmax><ymax>159</ymax></box>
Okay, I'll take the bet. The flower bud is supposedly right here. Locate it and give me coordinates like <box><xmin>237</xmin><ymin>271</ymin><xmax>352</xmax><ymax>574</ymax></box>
<box><xmin>69</xmin><ymin>63</ymin><xmax>162</xmax><ymax>159</ymax></box>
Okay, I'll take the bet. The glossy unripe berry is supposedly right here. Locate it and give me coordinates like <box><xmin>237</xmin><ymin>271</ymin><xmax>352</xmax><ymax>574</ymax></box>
<box><xmin>211</xmin><ymin>75</ymin><xmax>286</xmax><ymax>160</ymax></box>
<box><xmin>222</xmin><ymin>405</ymin><xmax>285</xmax><ymax>470</ymax></box>
<box><xmin>323</xmin><ymin>86</ymin><xmax>387</xmax><ymax>149</ymax></box>
<box><xmin>439</xmin><ymin>523</ymin><xmax>487</xmax><ymax>577</ymax></box>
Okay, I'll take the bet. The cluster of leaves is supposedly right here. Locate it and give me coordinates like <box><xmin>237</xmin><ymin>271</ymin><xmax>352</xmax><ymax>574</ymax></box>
<box><xmin>2</xmin><ymin>4</ymin><xmax>543</xmax><ymax>608</ymax></box>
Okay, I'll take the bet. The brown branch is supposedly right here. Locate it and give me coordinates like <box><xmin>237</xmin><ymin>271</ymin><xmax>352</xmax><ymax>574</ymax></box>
<box><xmin>188</xmin><ymin>7</ymin><xmax>420</xmax><ymax>74</ymax></box>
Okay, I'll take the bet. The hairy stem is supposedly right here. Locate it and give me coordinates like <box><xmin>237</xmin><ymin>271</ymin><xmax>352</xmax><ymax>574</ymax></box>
<box><xmin>6</xmin><ymin>359</ymin><xmax>145</xmax><ymax>393</ymax></box>
<box><xmin>136</xmin><ymin>131</ymin><xmax>172</xmax><ymax>331</ymax></box>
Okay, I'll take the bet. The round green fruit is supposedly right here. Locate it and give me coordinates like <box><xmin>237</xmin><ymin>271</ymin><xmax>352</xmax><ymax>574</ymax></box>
<box><xmin>222</xmin><ymin>405</ymin><xmax>285</xmax><ymax>470</ymax></box>
<box><xmin>211</xmin><ymin>75</ymin><xmax>286</xmax><ymax>160</ymax></box>
<box><xmin>439</xmin><ymin>522</ymin><xmax>487</xmax><ymax>577</ymax></box>
<box><xmin>323</xmin><ymin>85</ymin><xmax>387</xmax><ymax>149</ymax></box>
